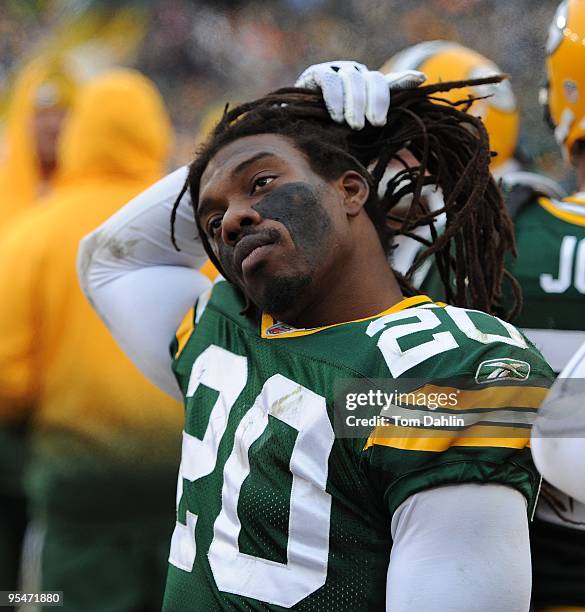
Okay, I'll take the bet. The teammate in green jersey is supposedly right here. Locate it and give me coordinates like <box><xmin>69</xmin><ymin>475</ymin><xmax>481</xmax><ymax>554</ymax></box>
<box><xmin>79</xmin><ymin>71</ymin><xmax>554</xmax><ymax>610</ymax></box>
<box><xmin>525</xmin><ymin>2</ymin><xmax>585</xmax><ymax>609</ymax></box>
<box><xmin>506</xmin><ymin>0</ymin><xmax>585</xmax><ymax>375</ymax></box>
<box><xmin>353</xmin><ymin>4</ymin><xmax>585</xmax><ymax>607</ymax></box>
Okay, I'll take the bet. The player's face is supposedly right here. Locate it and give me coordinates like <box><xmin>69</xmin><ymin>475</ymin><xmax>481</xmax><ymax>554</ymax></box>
<box><xmin>198</xmin><ymin>133</ymin><xmax>361</xmax><ymax>318</ymax></box>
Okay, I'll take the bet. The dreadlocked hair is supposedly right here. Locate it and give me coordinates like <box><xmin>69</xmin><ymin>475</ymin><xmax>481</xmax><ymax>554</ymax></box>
<box><xmin>171</xmin><ymin>76</ymin><xmax>521</xmax><ymax>321</ymax></box>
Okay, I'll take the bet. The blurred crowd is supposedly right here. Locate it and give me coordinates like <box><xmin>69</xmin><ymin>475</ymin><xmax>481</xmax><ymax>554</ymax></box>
<box><xmin>0</xmin><ymin>0</ymin><xmax>568</xmax><ymax>173</ymax></box>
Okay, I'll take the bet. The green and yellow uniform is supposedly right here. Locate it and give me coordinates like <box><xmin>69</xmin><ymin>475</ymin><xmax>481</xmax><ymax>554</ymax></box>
<box><xmin>506</xmin><ymin>193</ymin><xmax>585</xmax><ymax>611</ymax></box>
<box><xmin>420</xmin><ymin>193</ymin><xmax>585</xmax><ymax>369</ymax></box>
<box><xmin>166</xmin><ymin>280</ymin><xmax>553</xmax><ymax>611</ymax></box>
<box><xmin>508</xmin><ymin>195</ymin><xmax>585</xmax><ymax>356</ymax></box>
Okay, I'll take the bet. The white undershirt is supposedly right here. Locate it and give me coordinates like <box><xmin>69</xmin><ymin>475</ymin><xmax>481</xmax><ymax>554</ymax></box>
<box><xmin>388</xmin><ymin>484</ymin><xmax>531</xmax><ymax>612</ymax></box>
<box><xmin>77</xmin><ymin>168</ymin><xmax>532</xmax><ymax>610</ymax></box>
<box><xmin>77</xmin><ymin>166</ymin><xmax>210</xmax><ymax>399</ymax></box>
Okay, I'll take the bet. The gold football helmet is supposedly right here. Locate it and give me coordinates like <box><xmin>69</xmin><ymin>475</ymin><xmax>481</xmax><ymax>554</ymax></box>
<box><xmin>381</xmin><ymin>41</ymin><xmax>519</xmax><ymax>171</ymax></box>
<box><xmin>543</xmin><ymin>0</ymin><xmax>585</xmax><ymax>160</ymax></box>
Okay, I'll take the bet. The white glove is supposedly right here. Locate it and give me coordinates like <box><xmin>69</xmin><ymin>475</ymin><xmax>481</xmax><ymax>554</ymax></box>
<box><xmin>295</xmin><ymin>60</ymin><xmax>426</xmax><ymax>130</ymax></box>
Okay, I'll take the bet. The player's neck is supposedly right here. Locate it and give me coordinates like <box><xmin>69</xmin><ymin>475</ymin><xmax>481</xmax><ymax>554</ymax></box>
<box><xmin>278</xmin><ymin>245</ymin><xmax>403</xmax><ymax>330</ymax></box>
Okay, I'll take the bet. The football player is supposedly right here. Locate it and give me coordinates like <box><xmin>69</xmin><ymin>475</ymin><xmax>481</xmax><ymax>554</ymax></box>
<box><xmin>79</xmin><ymin>73</ymin><xmax>553</xmax><ymax>610</ymax></box>
<box><xmin>357</xmin><ymin>14</ymin><xmax>585</xmax><ymax>609</ymax></box>
<box><xmin>506</xmin><ymin>0</ymin><xmax>585</xmax><ymax>373</ymax></box>
<box><xmin>379</xmin><ymin>40</ymin><xmax>525</xmax><ymax>284</ymax></box>
<box><xmin>375</xmin><ymin>41</ymin><xmax>568</xmax><ymax>319</ymax></box>
<box><xmin>380</xmin><ymin>40</ymin><xmax>520</xmax><ymax>178</ymax></box>
<box><xmin>527</xmin><ymin>1</ymin><xmax>585</xmax><ymax>608</ymax></box>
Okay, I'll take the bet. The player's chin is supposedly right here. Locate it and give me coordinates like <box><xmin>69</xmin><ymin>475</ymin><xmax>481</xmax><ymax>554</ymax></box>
<box><xmin>248</xmin><ymin>271</ymin><xmax>313</xmax><ymax>318</ymax></box>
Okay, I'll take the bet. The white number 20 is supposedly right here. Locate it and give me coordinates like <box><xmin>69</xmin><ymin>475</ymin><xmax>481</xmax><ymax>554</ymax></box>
<box><xmin>169</xmin><ymin>305</ymin><xmax>526</xmax><ymax>606</ymax></box>
<box><xmin>366</xmin><ymin>306</ymin><xmax>526</xmax><ymax>377</ymax></box>
<box><xmin>169</xmin><ymin>345</ymin><xmax>334</xmax><ymax>609</ymax></box>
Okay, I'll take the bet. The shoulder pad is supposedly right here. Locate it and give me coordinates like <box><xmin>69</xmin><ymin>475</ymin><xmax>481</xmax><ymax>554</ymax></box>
<box><xmin>500</xmin><ymin>171</ymin><xmax>566</xmax><ymax>219</ymax></box>
<box><xmin>500</xmin><ymin>171</ymin><xmax>566</xmax><ymax>198</ymax></box>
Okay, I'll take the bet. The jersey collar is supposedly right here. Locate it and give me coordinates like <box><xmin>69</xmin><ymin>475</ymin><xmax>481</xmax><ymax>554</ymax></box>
<box><xmin>260</xmin><ymin>295</ymin><xmax>433</xmax><ymax>339</ymax></box>
<box><xmin>566</xmin><ymin>191</ymin><xmax>585</xmax><ymax>204</ymax></box>
<box><xmin>539</xmin><ymin>194</ymin><xmax>585</xmax><ymax>226</ymax></box>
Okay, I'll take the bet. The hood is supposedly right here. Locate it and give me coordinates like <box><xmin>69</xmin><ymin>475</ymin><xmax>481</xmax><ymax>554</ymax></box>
<box><xmin>0</xmin><ymin>58</ymin><xmax>77</xmax><ymax>223</ymax></box>
<box><xmin>58</xmin><ymin>69</ymin><xmax>172</xmax><ymax>185</ymax></box>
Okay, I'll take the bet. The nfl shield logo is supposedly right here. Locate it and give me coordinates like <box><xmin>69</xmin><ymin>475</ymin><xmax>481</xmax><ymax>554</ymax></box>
<box><xmin>265</xmin><ymin>322</ymin><xmax>297</xmax><ymax>336</ymax></box>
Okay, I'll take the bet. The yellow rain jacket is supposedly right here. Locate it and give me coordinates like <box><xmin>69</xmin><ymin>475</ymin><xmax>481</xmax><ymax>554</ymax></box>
<box><xmin>0</xmin><ymin>69</ymin><xmax>182</xmax><ymax>524</ymax></box>
<box><xmin>0</xmin><ymin>59</ymin><xmax>76</xmax><ymax>226</ymax></box>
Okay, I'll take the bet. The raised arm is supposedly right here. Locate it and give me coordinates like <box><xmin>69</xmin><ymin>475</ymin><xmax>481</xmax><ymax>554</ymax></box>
<box><xmin>77</xmin><ymin>167</ymin><xmax>211</xmax><ymax>399</ymax></box>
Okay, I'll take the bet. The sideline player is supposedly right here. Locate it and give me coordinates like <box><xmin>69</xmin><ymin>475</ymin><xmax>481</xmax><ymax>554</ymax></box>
<box><xmin>79</xmin><ymin>75</ymin><xmax>553</xmax><ymax>610</ymax></box>
<box><xmin>525</xmin><ymin>1</ymin><xmax>585</xmax><ymax>609</ymax></box>
<box><xmin>505</xmin><ymin>0</ymin><xmax>585</xmax><ymax>373</ymax></box>
<box><xmin>377</xmin><ymin>40</ymin><xmax>525</xmax><ymax>283</ymax></box>
<box><xmin>374</xmin><ymin>41</ymin><xmax>569</xmax><ymax>325</ymax></box>
<box><xmin>0</xmin><ymin>57</ymin><xmax>78</xmax><ymax>599</ymax></box>
<box><xmin>380</xmin><ymin>40</ymin><xmax>520</xmax><ymax>178</ymax></box>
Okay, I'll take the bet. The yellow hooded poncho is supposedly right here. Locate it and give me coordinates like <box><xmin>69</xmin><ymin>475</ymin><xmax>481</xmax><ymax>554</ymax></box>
<box><xmin>0</xmin><ymin>69</ymin><xmax>182</xmax><ymax>521</ymax></box>
<box><xmin>0</xmin><ymin>59</ymin><xmax>77</xmax><ymax>226</ymax></box>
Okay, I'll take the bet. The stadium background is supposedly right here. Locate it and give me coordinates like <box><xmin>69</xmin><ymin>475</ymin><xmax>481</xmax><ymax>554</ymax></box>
<box><xmin>0</xmin><ymin>0</ymin><xmax>570</xmax><ymax>179</ymax></box>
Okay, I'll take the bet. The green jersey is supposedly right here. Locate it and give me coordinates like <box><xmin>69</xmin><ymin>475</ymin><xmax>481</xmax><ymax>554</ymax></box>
<box><xmin>507</xmin><ymin>194</ymin><xmax>585</xmax><ymax>330</ymax></box>
<box><xmin>506</xmin><ymin>194</ymin><xmax>585</xmax><ymax>607</ymax></box>
<box><xmin>421</xmin><ymin>194</ymin><xmax>585</xmax><ymax>372</ymax></box>
<box><xmin>503</xmin><ymin>195</ymin><xmax>585</xmax><ymax>374</ymax></box>
<box><xmin>166</xmin><ymin>280</ymin><xmax>552</xmax><ymax>611</ymax></box>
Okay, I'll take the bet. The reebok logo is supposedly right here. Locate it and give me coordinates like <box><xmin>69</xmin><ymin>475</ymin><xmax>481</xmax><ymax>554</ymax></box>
<box><xmin>475</xmin><ymin>358</ymin><xmax>531</xmax><ymax>384</ymax></box>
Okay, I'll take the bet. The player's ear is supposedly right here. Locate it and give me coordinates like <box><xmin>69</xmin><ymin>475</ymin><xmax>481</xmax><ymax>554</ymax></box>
<box><xmin>337</xmin><ymin>170</ymin><xmax>370</xmax><ymax>217</ymax></box>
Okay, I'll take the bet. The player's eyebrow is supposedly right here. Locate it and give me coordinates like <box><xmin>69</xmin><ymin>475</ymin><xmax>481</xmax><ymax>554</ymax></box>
<box><xmin>197</xmin><ymin>196</ymin><xmax>219</xmax><ymax>222</ymax></box>
<box><xmin>197</xmin><ymin>152</ymin><xmax>278</xmax><ymax>221</ymax></box>
<box><xmin>231</xmin><ymin>152</ymin><xmax>277</xmax><ymax>178</ymax></box>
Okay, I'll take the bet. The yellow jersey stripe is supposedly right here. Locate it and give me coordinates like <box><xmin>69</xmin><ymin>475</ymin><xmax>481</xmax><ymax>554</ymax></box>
<box><xmin>200</xmin><ymin>259</ymin><xmax>219</xmax><ymax>282</ymax></box>
<box><xmin>539</xmin><ymin>197</ymin><xmax>585</xmax><ymax>227</ymax></box>
<box><xmin>409</xmin><ymin>383</ymin><xmax>548</xmax><ymax>411</ymax></box>
<box><xmin>174</xmin><ymin>307</ymin><xmax>195</xmax><ymax>359</ymax></box>
<box><xmin>562</xmin><ymin>195</ymin><xmax>585</xmax><ymax>206</ymax></box>
<box><xmin>363</xmin><ymin>384</ymin><xmax>548</xmax><ymax>451</ymax></box>
<box><xmin>363</xmin><ymin>423</ymin><xmax>531</xmax><ymax>452</ymax></box>
<box><xmin>261</xmin><ymin>295</ymin><xmax>433</xmax><ymax>339</ymax></box>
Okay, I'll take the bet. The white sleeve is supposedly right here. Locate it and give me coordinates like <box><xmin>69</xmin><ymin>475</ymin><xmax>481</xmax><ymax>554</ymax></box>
<box><xmin>386</xmin><ymin>484</ymin><xmax>531</xmax><ymax>612</ymax></box>
<box><xmin>531</xmin><ymin>340</ymin><xmax>585</xmax><ymax>504</ymax></box>
<box><xmin>77</xmin><ymin>166</ymin><xmax>211</xmax><ymax>399</ymax></box>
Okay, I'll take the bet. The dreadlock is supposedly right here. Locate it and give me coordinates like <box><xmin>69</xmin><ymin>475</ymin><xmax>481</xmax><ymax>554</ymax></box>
<box><xmin>171</xmin><ymin>76</ymin><xmax>521</xmax><ymax>321</ymax></box>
